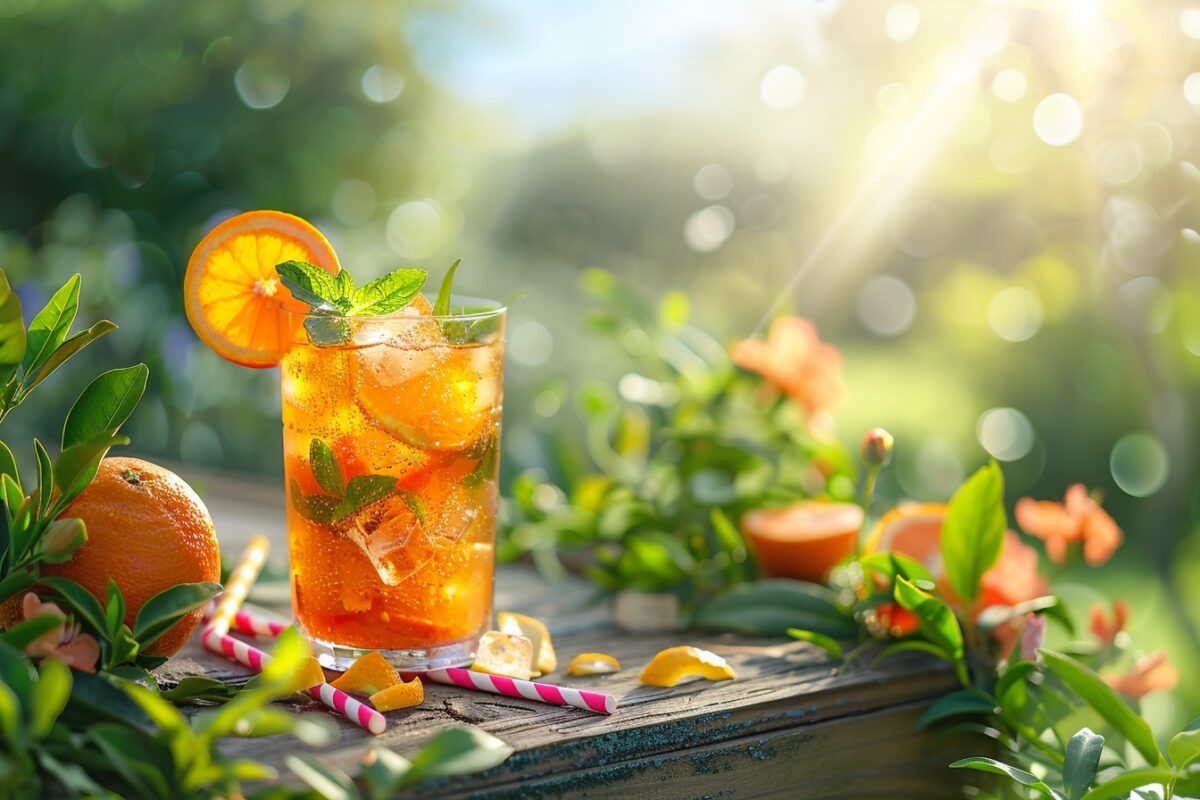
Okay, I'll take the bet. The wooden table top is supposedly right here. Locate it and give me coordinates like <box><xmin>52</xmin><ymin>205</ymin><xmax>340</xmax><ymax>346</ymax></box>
<box><xmin>160</xmin><ymin>471</ymin><xmax>972</xmax><ymax>799</ymax></box>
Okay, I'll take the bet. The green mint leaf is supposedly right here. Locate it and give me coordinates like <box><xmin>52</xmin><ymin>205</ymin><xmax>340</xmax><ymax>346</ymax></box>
<box><xmin>309</xmin><ymin>438</ymin><xmax>344</xmax><ymax>496</ymax></box>
<box><xmin>331</xmin><ymin>475</ymin><xmax>397</xmax><ymax>522</ymax></box>
<box><xmin>350</xmin><ymin>269</ymin><xmax>427</xmax><ymax>315</ymax></box>
<box><xmin>304</xmin><ymin>315</ymin><xmax>352</xmax><ymax>347</ymax></box>
<box><xmin>289</xmin><ymin>478</ymin><xmax>339</xmax><ymax>524</ymax></box>
<box><xmin>22</xmin><ymin>273</ymin><xmax>79</xmax><ymax>378</ymax></box>
<box><xmin>398</xmin><ymin>489</ymin><xmax>426</xmax><ymax>523</ymax></box>
<box><xmin>276</xmin><ymin>261</ymin><xmax>343</xmax><ymax>309</ymax></box>
<box><xmin>434</xmin><ymin>259</ymin><xmax>461</xmax><ymax>316</ymax></box>
<box><xmin>334</xmin><ymin>269</ymin><xmax>355</xmax><ymax>299</ymax></box>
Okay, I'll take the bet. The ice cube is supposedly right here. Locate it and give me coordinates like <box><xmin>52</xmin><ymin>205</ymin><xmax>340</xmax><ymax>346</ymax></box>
<box><xmin>342</xmin><ymin>498</ymin><xmax>430</xmax><ymax>586</ymax></box>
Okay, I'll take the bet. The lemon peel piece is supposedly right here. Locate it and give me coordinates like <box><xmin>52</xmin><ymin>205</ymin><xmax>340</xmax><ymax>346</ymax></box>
<box><xmin>639</xmin><ymin>646</ymin><xmax>736</xmax><ymax>687</ymax></box>
<box><xmin>566</xmin><ymin>652</ymin><xmax>621</xmax><ymax>676</ymax></box>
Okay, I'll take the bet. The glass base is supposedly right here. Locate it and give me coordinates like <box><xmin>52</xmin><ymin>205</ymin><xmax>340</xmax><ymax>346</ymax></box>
<box><xmin>302</xmin><ymin>629</ymin><xmax>480</xmax><ymax>672</ymax></box>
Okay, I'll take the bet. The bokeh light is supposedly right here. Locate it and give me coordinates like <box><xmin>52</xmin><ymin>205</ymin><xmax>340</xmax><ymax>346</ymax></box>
<box><xmin>1111</xmin><ymin>433</ymin><xmax>1170</xmax><ymax>498</ymax></box>
<box><xmin>1033</xmin><ymin>93</ymin><xmax>1084</xmax><ymax>146</ymax></box>
<box><xmin>976</xmin><ymin>407</ymin><xmax>1035</xmax><ymax>462</ymax></box>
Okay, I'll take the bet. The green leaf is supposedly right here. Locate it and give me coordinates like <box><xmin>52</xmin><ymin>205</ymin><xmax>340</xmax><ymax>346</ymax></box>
<box><xmin>940</xmin><ymin>461</ymin><xmax>1006</xmax><ymax>605</ymax></box>
<box><xmin>893</xmin><ymin>577</ymin><xmax>965</xmax><ymax>663</ymax></box>
<box><xmin>0</xmin><ymin>269</ymin><xmax>26</xmax><ymax>376</ymax></box>
<box><xmin>0</xmin><ymin>440</ymin><xmax>19</xmax><ymax>492</ymax></box>
<box><xmin>914</xmin><ymin>690</ymin><xmax>996</xmax><ymax>730</ymax></box>
<box><xmin>105</xmin><ymin>578</ymin><xmax>126</xmax><ymax>638</ymax></box>
<box><xmin>132</xmin><ymin>581</ymin><xmax>221</xmax><ymax>647</ymax></box>
<box><xmin>433</xmin><ymin>259</ymin><xmax>461</xmax><ymax>316</ymax></box>
<box><xmin>41</xmin><ymin>576</ymin><xmax>108</xmax><ymax>635</ymax></box>
<box><xmin>61</xmin><ymin>363</ymin><xmax>149</xmax><ymax>450</ymax></box>
<box><xmin>33</xmin><ymin>438</ymin><xmax>53</xmax><ymax>515</ymax></box>
<box><xmin>1</xmin><ymin>472</ymin><xmax>23</xmax><ymax>517</ymax></box>
<box><xmin>158</xmin><ymin>676</ymin><xmax>241</xmax><ymax>704</ymax></box>
<box><xmin>304</xmin><ymin>314</ymin><xmax>353</xmax><ymax>346</ymax></box>
<box><xmin>331</xmin><ymin>475</ymin><xmax>397</xmax><ymax>523</ymax></box>
<box><xmin>24</xmin><ymin>319</ymin><xmax>117</xmax><ymax>394</ymax></box>
<box><xmin>1064</xmin><ymin>727</ymin><xmax>1105</xmax><ymax>800</ymax></box>
<box><xmin>21</xmin><ymin>273</ymin><xmax>78</xmax><ymax>377</ymax></box>
<box><xmin>0</xmin><ymin>680</ymin><xmax>21</xmax><ymax>745</ymax></box>
<box><xmin>950</xmin><ymin>757</ymin><xmax>1061</xmax><ymax>799</ymax></box>
<box><xmin>29</xmin><ymin>658</ymin><xmax>71</xmax><ymax>739</ymax></box>
<box><xmin>1040</xmin><ymin>649</ymin><xmax>1162</xmax><ymax>766</ymax></box>
<box><xmin>786</xmin><ymin>628</ymin><xmax>843</xmax><ymax>659</ymax></box>
<box><xmin>52</xmin><ymin>431</ymin><xmax>129</xmax><ymax>507</ymax></box>
<box><xmin>692</xmin><ymin>579</ymin><xmax>850</xmax><ymax>637</ymax></box>
<box><xmin>350</xmin><ymin>268</ymin><xmax>427</xmax><ymax>315</ymax></box>
<box><xmin>875</xmin><ymin>639</ymin><xmax>951</xmax><ymax>664</ymax></box>
<box><xmin>309</xmin><ymin>438</ymin><xmax>344</xmax><ymax>496</ymax></box>
<box><xmin>0</xmin><ymin>613</ymin><xmax>62</xmax><ymax>650</ymax></box>
<box><xmin>402</xmin><ymin>725</ymin><xmax>514</xmax><ymax>786</ymax></box>
<box><xmin>398</xmin><ymin>489</ymin><xmax>426</xmax><ymax>523</ymax></box>
<box><xmin>995</xmin><ymin>660</ymin><xmax>1039</xmax><ymax>705</ymax></box>
<box><xmin>287</xmin><ymin>753</ymin><xmax>362</xmax><ymax>800</ymax></box>
<box><xmin>860</xmin><ymin>552</ymin><xmax>936</xmax><ymax>585</ymax></box>
<box><xmin>361</xmin><ymin>747</ymin><xmax>413</xmax><ymax>800</ymax></box>
<box><xmin>1077</xmin><ymin>769</ymin><xmax>1180</xmax><ymax>800</ymax></box>
<box><xmin>1169</xmin><ymin>728</ymin><xmax>1200</xmax><ymax>769</ymax></box>
<box><xmin>276</xmin><ymin>261</ymin><xmax>343</xmax><ymax>309</ymax></box>
<box><xmin>87</xmin><ymin>721</ymin><xmax>172</xmax><ymax>799</ymax></box>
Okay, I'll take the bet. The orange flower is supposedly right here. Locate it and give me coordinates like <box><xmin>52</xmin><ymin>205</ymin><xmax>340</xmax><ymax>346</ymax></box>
<box><xmin>1090</xmin><ymin>601</ymin><xmax>1128</xmax><ymax>647</ymax></box>
<box><xmin>21</xmin><ymin>593</ymin><xmax>100</xmax><ymax>672</ymax></box>
<box><xmin>1106</xmin><ymin>651</ymin><xmax>1178</xmax><ymax>700</ymax></box>
<box><xmin>1014</xmin><ymin>484</ymin><xmax>1122</xmax><ymax>566</ymax></box>
<box><xmin>731</xmin><ymin>317</ymin><xmax>843</xmax><ymax>424</ymax></box>
<box><xmin>980</xmin><ymin>531</ymin><xmax>1049</xmax><ymax>609</ymax></box>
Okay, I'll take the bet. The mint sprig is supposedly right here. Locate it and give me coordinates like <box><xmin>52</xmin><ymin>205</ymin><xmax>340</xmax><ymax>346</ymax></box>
<box><xmin>276</xmin><ymin>261</ymin><xmax>428</xmax><ymax>317</ymax></box>
<box><xmin>290</xmin><ymin>437</ymin><xmax>428</xmax><ymax>525</ymax></box>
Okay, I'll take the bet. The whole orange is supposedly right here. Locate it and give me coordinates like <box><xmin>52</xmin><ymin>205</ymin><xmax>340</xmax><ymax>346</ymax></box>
<box><xmin>42</xmin><ymin>456</ymin><xmax>220</xmax><ymax>657</ymax></box>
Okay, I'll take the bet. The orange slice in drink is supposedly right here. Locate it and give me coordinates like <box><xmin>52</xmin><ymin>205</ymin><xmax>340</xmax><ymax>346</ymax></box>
<box><xmin>369</xmin><ymin>677</ymin><xmax>424</xmax><ymax>711</ymax></box>
<box><xmin>861</xmin><ymin>503</ymin><xmax>947</xmax><ymax>574</ymax></box>
<box><xmin>740</xmin><ymin>500</ymin><xmax>863</xmax><ymax>582</ymax></box>
<box><xmin>639</xmin><ymin>646</ymin><xmax>735</xmax><ymax>687</ymax></box>
<box><xmin>184</xmin><ymin>210</ymin><xmax>340</xmax><ymax>367</ymax></box>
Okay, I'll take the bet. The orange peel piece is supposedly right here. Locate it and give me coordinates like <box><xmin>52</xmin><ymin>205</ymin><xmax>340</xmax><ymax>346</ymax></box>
<box><xmin>470</xmin><ymin>631</ymin><xmax>534</xmax><ymax>680</ymax></box>
<box><xmin>639</xmin><ymin>646</ymin><xmax>736</xmax><ymax>687</ymax></box>
<box><xmin>566</xmin><ymin>652</ymin><xmax>621</xmax><ymax>676</ymax></box>
<box><xmin>329</xmin><ymin>652</ymin><xmax>400</xmax><ymax>696</ymax></box>
<box><xmin>283</xmin><ymin>656</ymin><xmax>328</xmax><ymax>694</ymax></box>
<box><xmin>369</xmin><ymin>677</ymin><xmax>424</xmax><ymax>711</ymax></box>
<box><xmin>497</xmin><ymin>611</ymin><xmax>557</xmax><ymax>675</ymax></box>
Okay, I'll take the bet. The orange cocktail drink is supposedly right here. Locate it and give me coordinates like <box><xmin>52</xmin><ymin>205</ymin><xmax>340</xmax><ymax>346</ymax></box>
<box><xmin>279</xmin><ymin>298</ymin><xmax>504</xmax><ymax>670</ymax></box>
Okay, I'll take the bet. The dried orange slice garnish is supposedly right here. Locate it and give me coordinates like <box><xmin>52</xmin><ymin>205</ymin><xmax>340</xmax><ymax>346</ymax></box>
<box><xmin>566</xmin><ymin>652</ymin><xmax>621</xmax><ymax>676</ymax></box>
<box><xmin>639</xmin><ymin>646</ymin><xmax>736</xmax><ymax>687</ymax></box>
<box><xmin>329</xmin><ymin>652</ymin><xmax>400</xmax><ymax>696</ymax></box>
<box><xmin>470</xmin><ymin>631</ymin><xmax>534</xmax><ymax>680</ymax></box>
<box><xmin>497</xmin><ymin>611</ymin><xmax>557</xmax><ymax>675</ymax></box>
<box><xmin>184</xmin><ymin>210</ymin><xmax>340</xmax><ymax>367</ymax></box>
<box><xmin>369</xmin><ymin>677</ymin><xmax>424</xmax><ymax>711</ymax></box>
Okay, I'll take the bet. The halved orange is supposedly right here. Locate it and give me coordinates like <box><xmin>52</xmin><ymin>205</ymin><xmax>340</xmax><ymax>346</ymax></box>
<box><xmin>184</xmin><ymin>210</ymin><xmax>340</xmax><ymax>368</ymax></box>
<box><xmin>740</xmin><ymin>500</ymin><xmax>863</xmax><ymax>582</ymax></box>
<box><xmin>861</xmin><ymin>503</ymin><xmax>947</xmax><ymax>573</ymax></box>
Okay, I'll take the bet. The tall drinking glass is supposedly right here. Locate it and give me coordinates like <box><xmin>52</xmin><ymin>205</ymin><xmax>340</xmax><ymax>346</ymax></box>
<box><xmin>278</xmin><ymin>297</ymin><xmax>504</xmax><ymax>670</ymax></box>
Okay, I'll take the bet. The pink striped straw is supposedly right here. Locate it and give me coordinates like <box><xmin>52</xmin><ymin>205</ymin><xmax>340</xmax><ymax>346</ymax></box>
<box><xmin>223</xmin><ymin>605</ymin><xmax>618</xmax><ymax>716</ymax></box>
<box><xmin>201</xmin><ymin>627</ymin><xmax>386</xmax><ymax>735</ymax></box>
<box><xmin>206</xmin><ymin>534</ymin><xmax>270</xmax><ymax>636</ymax></box>
<box><xmin>202</xmin><ymin>601</ymin><xmax>289</xmax><ymax>639</ymax></box>
<box><xmin>416</xmin><ymin>668</ymin><xmax>617</xmax><ymax>715</ymax></box>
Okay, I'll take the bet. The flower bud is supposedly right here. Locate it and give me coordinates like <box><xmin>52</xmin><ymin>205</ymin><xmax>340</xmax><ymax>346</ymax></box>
<box><xmin>860</xmin><ymin>427</ymin><xmax>894</xmax><ymax>468</ymax></box>
<box><xmin>38</xmin><ymin>517</ymin><xmax>87</xmax><ymax>563</ymax></box>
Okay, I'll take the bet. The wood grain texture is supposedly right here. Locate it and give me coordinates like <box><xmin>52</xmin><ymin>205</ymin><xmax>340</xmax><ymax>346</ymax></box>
<box><xmin>160</xmin><ymin>479</ymin><xmax>978</xmax><ymax>796</ymax></box>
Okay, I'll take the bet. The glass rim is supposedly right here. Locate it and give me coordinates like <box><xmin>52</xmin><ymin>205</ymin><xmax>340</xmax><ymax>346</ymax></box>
<box><xmin>276</xmin><ymin>294</ymin><xmax>507</xmax><ymax>323</ymax></box>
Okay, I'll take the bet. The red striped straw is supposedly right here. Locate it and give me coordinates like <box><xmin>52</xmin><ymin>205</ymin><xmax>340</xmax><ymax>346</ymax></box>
<box><xmin>201</xmin><ymin>627</ymin><xmax>386</xmax><ymax>735</ymax></box>
<box><xmin>223</xmin><ymin>605</ymin><xmax>618</xmax><ymax>716</ymax></box>
<box><xmin>417</xmin><ymin>668</ymin><xmax>617</xmax><ymax>715</ymax></box>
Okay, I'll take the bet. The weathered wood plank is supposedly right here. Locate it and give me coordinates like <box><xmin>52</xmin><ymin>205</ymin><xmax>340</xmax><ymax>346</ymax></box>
<box><xmin>162</xmin><ymin>476</ymin><xmax>975</xmax><ymax>794</ymax></box>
